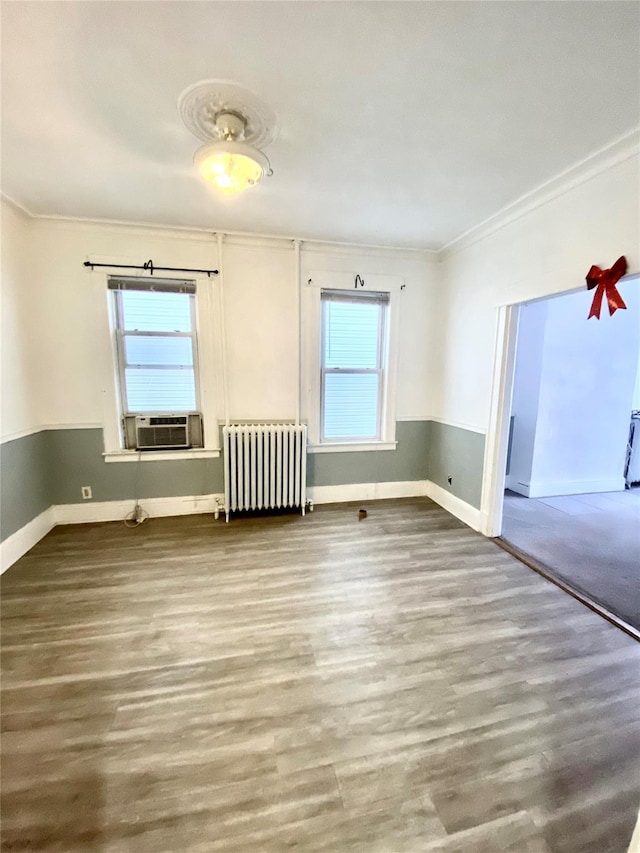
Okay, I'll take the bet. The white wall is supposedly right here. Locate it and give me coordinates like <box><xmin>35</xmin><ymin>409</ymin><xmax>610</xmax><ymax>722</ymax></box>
<box><xmin>29</xmin><ymin>221</ymin><xmax>220</xmax><ymax>429</ymax></box>
<box><xmin>25</xmin><ymin>220</ymin><xmax>437</xmax><ymax>433</ymax></box>
<box><xmin>508</xmin><ymin>285</ymin><xmax>640</xmax><ymax>496</ymax></box>
<box><xmin>300</xmin><ymin>246</ymin><xmax>437</xmax><ymax>421</ymax></box>
<box><xmin>0</xmin><ymin>199</ymin><xmax>39</xmax><ymax>440</ymax></box>
<box><xmin>437</xmin><ymin>147</ymin><xmax>640</xmax><ymax>436</ymax></box>
<box><xmin>223</xmin><ymin>240</ymin><xmax>298</xmax><ymax>421</ymax></box>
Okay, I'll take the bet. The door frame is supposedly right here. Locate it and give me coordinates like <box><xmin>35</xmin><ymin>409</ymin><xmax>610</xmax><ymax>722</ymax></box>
<box><xmin>480</xmin><ymin>273</ymin><xmax>640</xmax><ymax>539</ymax></box>
<box><xmin>480</xmin><ymin>304</ymin><xmax>520</xmax><ymax>537</ymax></box>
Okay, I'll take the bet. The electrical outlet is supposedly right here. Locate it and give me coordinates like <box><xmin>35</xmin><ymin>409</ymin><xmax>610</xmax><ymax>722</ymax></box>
<box><xmin>81</xmin><ymin>486</ymin><xmax>92</xmax><ymax>500</ymax></box>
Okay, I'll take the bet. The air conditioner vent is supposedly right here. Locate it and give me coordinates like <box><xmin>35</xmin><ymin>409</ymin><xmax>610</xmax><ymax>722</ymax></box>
<box><xmin>137</xmin><ymin>425</ymin><xmax>187</xmax><ymax>449</ymax></box>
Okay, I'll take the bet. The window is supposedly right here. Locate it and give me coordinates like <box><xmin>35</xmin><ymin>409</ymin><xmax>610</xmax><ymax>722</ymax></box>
<box><xmin>296</xmin><ymin>269</ymin><xmax>401</xmax><ymax>452</ymax></box>
<box><xmin>109</xmin><ymin>277</ymin><xmax>200</xmax><ymax>414</ymax></box>
<box><xmin>320</xmin><ymin>289</ymin><xmax>389</xmax><ymax>442</ymax></box>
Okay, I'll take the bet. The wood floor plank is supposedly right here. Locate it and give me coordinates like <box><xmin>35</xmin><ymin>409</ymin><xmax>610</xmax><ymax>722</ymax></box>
<box><xmin>1</xmin><ymin>498</ymin><xmax>639</xmax><ymax>852</ymax></box>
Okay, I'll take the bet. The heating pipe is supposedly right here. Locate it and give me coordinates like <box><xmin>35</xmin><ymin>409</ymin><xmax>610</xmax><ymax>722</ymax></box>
<box><xmin>216</xmin><ymin>233</ymin><xmax>230</xmax><ymax>427</ymax></box>
<box><xmin>294</xmin><ymin>239</ymin><xmax>302</xmax><ymax>426</ymax></box>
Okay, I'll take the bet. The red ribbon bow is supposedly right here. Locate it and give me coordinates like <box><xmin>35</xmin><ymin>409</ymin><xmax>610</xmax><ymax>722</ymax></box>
<box><xmin>586</xmin><ymin>256</ymin><xmax>628</xmax><ymax>319</ymax></box>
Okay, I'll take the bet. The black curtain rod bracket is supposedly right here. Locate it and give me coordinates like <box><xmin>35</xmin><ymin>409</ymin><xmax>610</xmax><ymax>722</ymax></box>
<box><xmin>83</xmin><ymin>259</ymin><xmax>219</xmax><ymax>277</ymax></box>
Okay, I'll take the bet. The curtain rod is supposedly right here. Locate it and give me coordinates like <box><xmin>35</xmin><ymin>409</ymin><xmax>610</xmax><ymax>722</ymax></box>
<box><xmin>83</xmin><ymin>259</ymin><xmax>219</xmax><ymax>277</ymax></box>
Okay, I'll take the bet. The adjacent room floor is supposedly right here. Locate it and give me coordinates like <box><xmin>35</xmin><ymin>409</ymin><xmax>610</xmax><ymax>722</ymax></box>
<box><xmin>502</xmin><ymin>489</ymin><xmax>640</xmax><ymax>632</ymax></box>
<box><xmin>2</xmin><ymin>498</ymin><xmax>639</xmax><ymax>852</ymax></box>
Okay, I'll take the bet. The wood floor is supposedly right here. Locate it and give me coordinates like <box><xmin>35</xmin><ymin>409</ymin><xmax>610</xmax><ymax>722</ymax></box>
<box><xmin>1</xmin><ymin>498</ymin><xmax>639</xmax><ymax>853</ymax></box>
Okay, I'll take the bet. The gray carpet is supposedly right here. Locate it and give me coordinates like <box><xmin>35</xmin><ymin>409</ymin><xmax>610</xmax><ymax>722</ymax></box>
<box><xmin>502</xmin><ymin>488</ymin><xmax>640</xmax><ymax>631</ymax></box>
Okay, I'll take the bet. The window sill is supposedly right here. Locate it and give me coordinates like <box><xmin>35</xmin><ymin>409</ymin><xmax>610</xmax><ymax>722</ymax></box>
<box><xmin>103</xmin><ymin>448</ymin><xmax>221</xmax><ymax>463</ymax></box>
<box><xmin>308</xmin><ymin>441</ymin><xmax>397</xmax><ymax>454</ymax></box>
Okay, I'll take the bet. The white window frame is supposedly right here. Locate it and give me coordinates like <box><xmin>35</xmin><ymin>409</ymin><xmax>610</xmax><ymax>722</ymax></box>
<box><xmin>92</xmin><ymin>267</ymin><xmax>223</xmax><ymax>462</ymax></box>
<box><xmin>112</xmin><ymin>286</ymin><xmax>201</xmax><ymax>416</ymax></box>
<box><xmin>303</xmin><ymin>271</ymin><xmax>402</xmax><ymax>453</ymax></box>
<box><xmin>320</xmin><ymin>290</ymin><xmax>388</xmax><ymax>443</ymax></box>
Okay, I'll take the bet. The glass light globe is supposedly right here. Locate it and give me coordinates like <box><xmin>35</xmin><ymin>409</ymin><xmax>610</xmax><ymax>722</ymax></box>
<box><xmin>194</xmin><ymin>141</ymin><xmax>268</xmax><ymax>193</ymax></box>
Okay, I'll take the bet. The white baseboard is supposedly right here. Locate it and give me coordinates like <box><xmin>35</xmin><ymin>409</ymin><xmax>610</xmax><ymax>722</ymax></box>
<box><xmin>504</xmin><ymin>475</ymin><xmax>531</xmax><ymax>497</ymax></box>
<box><xmin>1</xmin><ymin>508</ymin><xmax>55</xmax><ymax>574</ymax></box>
<box><xmin>526</xmin><ymin>477</ymin><xmax>625</xmax><ymax>498</ymax></box>
<box><xmin>424</xmin><ymin>481</ymin><xmax>483</xmax><ymax>531</ymax></box>
<box><xmin>1</xmin><ymin>480</ymin><xmax>482</xmax><ymax>575</ymax></box>
<box><xmin>53</xmin><ymin>493</ymin><xmax>225</xmax><ymax>525</ymax></box>
<box><xmin>51</xmin><ymin>482</ymin><xmax>481</xmax><ymax>532</ymax></box>
<box><xmin>1</xmin><ymin>497</ymin><xmax>226</xmax><ymax>573</ymax></box>
<box><xmin>307</xmin><ymin>479</ymin><xmax>482</xmax><ymax>532</ymax></box>
<box><xmin>308</xmin><ymin>480</ymin><xmax>430</xmax><ymax>505</ymax></box>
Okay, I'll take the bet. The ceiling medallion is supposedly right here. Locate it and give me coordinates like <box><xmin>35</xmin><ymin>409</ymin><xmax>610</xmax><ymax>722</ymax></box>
<box><xmin>178</xmin><ymin>79</ymin><xmax>276</xmax><ymax>193</ymax></box>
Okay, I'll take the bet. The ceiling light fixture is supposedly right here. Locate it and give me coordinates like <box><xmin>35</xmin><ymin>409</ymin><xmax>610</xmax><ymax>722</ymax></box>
<box><xmin>179</xmin><ymin>80</ymin><xmax>276</xmax><ymax>194</ymax></box>
<box><xmin>194</xmin><ymin>111</ymin><xmax>269</xmax><ymax>193</ymax></box>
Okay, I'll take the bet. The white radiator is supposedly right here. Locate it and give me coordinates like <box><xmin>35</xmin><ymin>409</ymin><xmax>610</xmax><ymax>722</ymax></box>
<box><xmin>223</xmin><ymin>424</ymin><xmax>308</xmax><ymax>521</ymax></box>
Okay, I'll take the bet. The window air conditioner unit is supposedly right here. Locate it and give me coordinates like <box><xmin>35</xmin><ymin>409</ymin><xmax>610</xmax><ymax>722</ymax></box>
<box><xmin>123</xmin><ymin>414</ymin><xmax>204</xmax><ymax>451</ymax></box>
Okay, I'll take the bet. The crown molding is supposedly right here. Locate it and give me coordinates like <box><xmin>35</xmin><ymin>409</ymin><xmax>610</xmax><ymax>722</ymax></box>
<box><xmin>441</xmin><ymin>127</ymin><xmax>640</xmax><ymax>256</ymax></box>
<box><xmin>0</xmin><ymin>196</ymin><xmax>435</xmax><ymax>256</ymax></box>
<box><xmin>440</xmin><ymin>126</ymin><xmax>640</xmax><ymax>257</ymax></box>
<box><xmin>27</xmin><ymin>215</ymin><xmax>218</xmax><ymax>244</ymax></box>
<box><xmin>4</xmin><ymin>127</ymin><xmax>637</xmax><ymax>258</ymax></box>
<box><xmin>218</xmin><ymin>234</ymin><xmax>431</xmax><ymax>260</ymax></box>
<box><xmin>0</xmin><ymin>192</ymin><xmax>33</xmax><ymax>219</ymax></box>
<box><xmin>301</xmin><ymin>240</ymin><xmax>437</xmax><ymax>261</ymax></box>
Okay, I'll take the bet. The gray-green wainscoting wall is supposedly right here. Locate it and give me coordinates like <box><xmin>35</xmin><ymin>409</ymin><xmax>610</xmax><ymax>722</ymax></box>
<box><xmin>427</xmin><ymin>421</ymin><xmax>485</xmax><ymax>509</ymax></box>
<box><xmin>0</xmin><ymin>421</ymin><xmax>485</xmax><ymax>541</ymax></box>
<box><xmin>1</xmin><ymin>432</ymin><xmax>51</xmax><ymax>541</ymax></box>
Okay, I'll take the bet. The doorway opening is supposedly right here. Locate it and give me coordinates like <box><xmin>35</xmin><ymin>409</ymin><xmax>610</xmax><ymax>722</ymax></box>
<box><xmin>482</xmin><ymin>276</ymin><xmax>640</xmax><ymax>637</ymax></box>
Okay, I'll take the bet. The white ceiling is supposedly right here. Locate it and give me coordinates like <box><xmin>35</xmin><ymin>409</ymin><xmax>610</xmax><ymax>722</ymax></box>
<box><xmin>2</xmin><ymin>2</ymin><xmax>638</xmax><ymax>249</ymax></box>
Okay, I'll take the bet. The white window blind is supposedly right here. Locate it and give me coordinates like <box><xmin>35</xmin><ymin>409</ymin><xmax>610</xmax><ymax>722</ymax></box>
<box><xmin>320</xmin><ymin>290</ymin><xmax>389</xmax><ymax>442</ymax></box>
<box><xmin>111</xmin><ymin>279</ymin><xmax>200</xmax><ymax>413</ymax></box>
